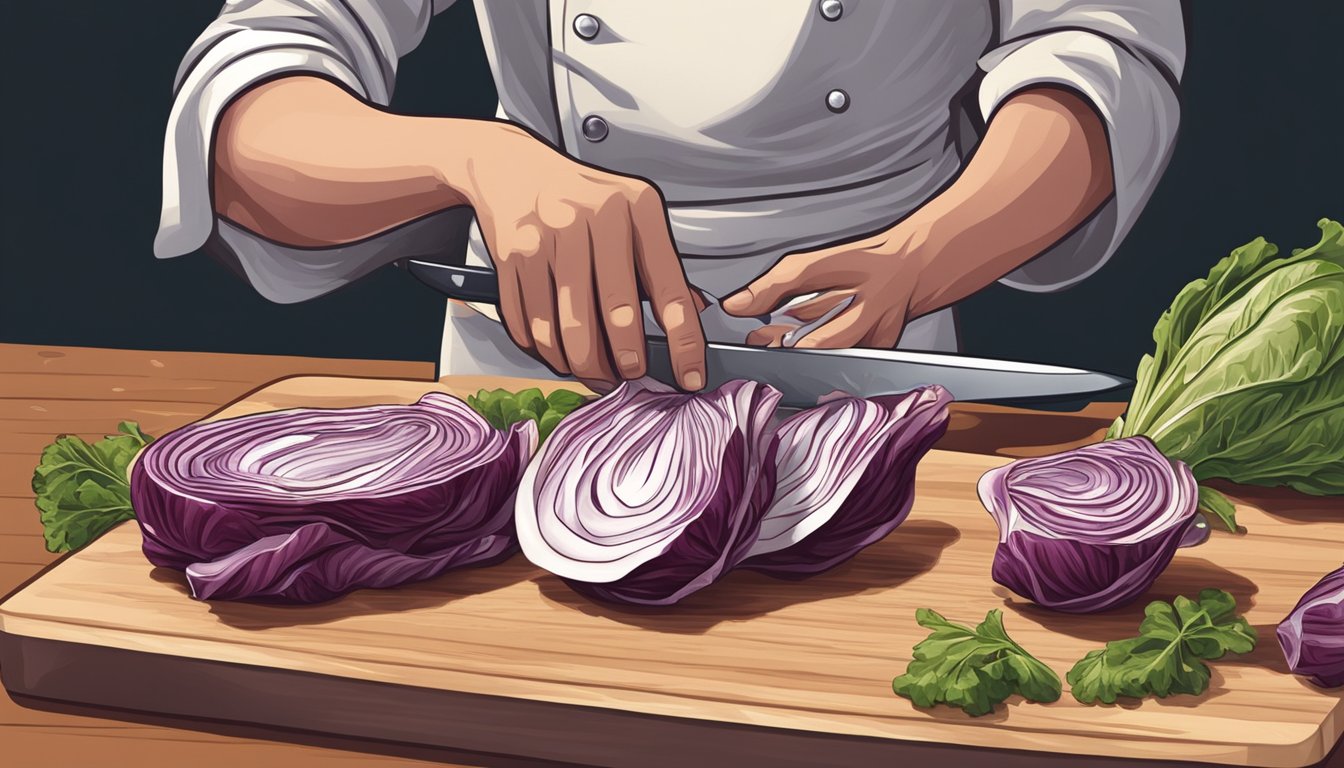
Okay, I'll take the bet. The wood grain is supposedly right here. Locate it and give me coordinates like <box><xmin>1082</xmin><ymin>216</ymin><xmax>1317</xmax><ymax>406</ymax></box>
<box><xmin>3</xmin><ymin>374</ymin><xmax>1341</xmax><ymax>767</ymax></box>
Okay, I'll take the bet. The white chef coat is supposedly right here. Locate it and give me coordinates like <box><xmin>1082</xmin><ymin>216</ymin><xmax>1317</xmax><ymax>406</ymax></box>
<box><xmin>155</xmin><ymin>0</ymin><xmax>1184</xmax><ymax>380</ymax></box>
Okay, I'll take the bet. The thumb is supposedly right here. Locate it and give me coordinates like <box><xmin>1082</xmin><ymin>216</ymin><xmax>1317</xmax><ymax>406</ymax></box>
<box><xmin>721</xmin><ymin>251</ymin><xmax>833</xmax><ymax>316</ymax></box>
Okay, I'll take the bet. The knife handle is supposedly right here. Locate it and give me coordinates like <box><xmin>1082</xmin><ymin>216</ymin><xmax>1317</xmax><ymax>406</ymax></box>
<box><xmin>406</xmin><ymin>261</ymin><xmax>503</xmax><ymax>304</ymax></box>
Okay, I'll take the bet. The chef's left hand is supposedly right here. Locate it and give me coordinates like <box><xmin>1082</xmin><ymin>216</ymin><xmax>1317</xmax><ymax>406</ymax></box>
<box><xmin>720</xmin><ymin>225</ymin><xmax>929</xmax><ymax>349</ymax></box>
<box><xmin>721</xmin><ymin>87</ymin><xmax>1116</xmax><ymax>350</ymax></box>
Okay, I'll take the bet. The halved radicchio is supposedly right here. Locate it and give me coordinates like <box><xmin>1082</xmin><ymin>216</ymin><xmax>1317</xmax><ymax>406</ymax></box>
<box><xmin>1278</xmin><ymin>564</ymin><xmax>1344</xmax><ymax>688</ymax></box>
<box><xmin>742</xmin><ymin>386</ymin><xmax>952</xmax><ymax>576</ymax></box>
<box><xmin>516</xmin><ymin>379</ymin><xmax>951</xmax><ymax>605</ymax></box>
<box><xmin>131</xmin><ymin>393</ymin><xmax>535</xmax><ymax>603</ymax></box>
<box><xmin>978</xmin><ymin>436</ymin><xmax>1203</xmax><ymax>613</ymax></box>
<box><xmin>514</xmin><ymin>379</ymin><xmax>779</xmax><ymax>606</ymax></box>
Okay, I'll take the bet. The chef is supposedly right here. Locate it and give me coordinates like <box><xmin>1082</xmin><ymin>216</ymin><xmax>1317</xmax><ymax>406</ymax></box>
<box><xmin>156</xmin><ymin>1</ymin><xmax>1184</xmax><ymax>392</ymax></box>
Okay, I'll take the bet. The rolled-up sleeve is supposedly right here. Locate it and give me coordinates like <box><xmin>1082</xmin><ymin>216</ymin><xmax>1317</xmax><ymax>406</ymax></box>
<box><xmin>979</xmin><ymin>1</ymin><xmax>1185</xmax><ymax>292</ymax></box>
<box><xmin>154</xmin><ymin>0</ymin><xmax>457</xmax><ymax>303</ymax></box>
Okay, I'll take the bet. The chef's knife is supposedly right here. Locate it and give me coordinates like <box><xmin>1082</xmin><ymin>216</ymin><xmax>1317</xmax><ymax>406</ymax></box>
<box><xmin>405</xmin><ymin>260</ymin><xmax>1131</xmax><ymax>406</ymax></box>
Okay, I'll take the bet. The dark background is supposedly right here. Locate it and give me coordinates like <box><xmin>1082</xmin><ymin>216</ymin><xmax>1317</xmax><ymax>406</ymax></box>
<box><xmin>3</xmin><ymin>1</ymin><xmax>1341</xmax><ymax>376</ymax></box>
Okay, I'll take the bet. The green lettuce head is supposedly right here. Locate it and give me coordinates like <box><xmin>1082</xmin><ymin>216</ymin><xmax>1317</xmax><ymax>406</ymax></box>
<box><xmin>1109</xmin><ymin>218</ymin><xmax>1344</xmax><ymax>496</ymax></box>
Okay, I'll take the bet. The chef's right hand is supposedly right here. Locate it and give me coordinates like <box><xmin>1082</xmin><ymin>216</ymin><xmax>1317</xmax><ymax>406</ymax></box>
<box><xmin>464</xmin><ymin>125</ymin><xmax>706</xmax><ymax>391</ymax></box>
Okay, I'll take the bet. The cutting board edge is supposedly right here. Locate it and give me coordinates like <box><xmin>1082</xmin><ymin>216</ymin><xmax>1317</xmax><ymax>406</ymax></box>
<box><xmin>3</xmin><ymin>628</ymin><xmax>1333</xmax><ymax>768</ymax></box>
<box><xmin>0</xmin><ymin>530</ymin><xmax>1335</xmax><ymax>768</ymax></box>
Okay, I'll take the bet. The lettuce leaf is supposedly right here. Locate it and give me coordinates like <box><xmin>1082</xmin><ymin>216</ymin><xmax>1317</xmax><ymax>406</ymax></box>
<box><xmin>33</xmin><ymin>422</ymin><xmax>153</xmax><ymax>552</ymax></box>
<box><xmin>1112</xmin><ymin>219</ymin><xmax>1344</xmax><ymax>496</ymax></box>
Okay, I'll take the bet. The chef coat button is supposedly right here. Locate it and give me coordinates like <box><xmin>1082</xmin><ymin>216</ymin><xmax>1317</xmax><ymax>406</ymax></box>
<box><xmin>582</xmin><ymin>115</ymin><xmax>609</xmax><ymax>142</ymax></box>
<box><xmin>819</xmin><ymin>0</ymin><xmax>843</xmax><ymax>21</ymax></box>
<box><xmin>826</xmin><ymin>89</ymin><xmax>850</xmax><ymax>113</ymax></box>
<box><xmin>573</xmin><ymin>14</ymin><xmax>600</xmax><ymax>40</ymax></box>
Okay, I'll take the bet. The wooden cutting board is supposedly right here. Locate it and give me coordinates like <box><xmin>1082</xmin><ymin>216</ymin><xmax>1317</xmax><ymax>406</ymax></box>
<box><xmin>2</xmin><ymin>376</ymin><xmax>1342</xmax><ymax>768</ymax></box>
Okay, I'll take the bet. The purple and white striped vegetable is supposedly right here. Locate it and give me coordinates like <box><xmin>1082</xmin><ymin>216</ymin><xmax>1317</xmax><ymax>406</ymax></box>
<box><xmin>742</xmin><ymin>385</ymin><xmax>952</xmax><ymax>577</ymax></box>
<box><xmin>131</xmin><ymin>393</ymin><xmax>535</xmax><ymax>603</ymax></box>
<box><xmin>1278</xmin><ymin>564</ymin><xmax>1344</xmax><ymax>688</ymax></box>
<box><xmin>517</xmin><ymin>379</ymin><xmax>951</xmax><ymax>605</ymax></box>
<box><xmin>978</xmin><ymin>436</ymin><xmax>1203</xmax><ymax>613</ymax></box>
<box><xmin>515</xmin><ymin>379</ymin><xmax>778</xmax><ymax>606</ymax></box>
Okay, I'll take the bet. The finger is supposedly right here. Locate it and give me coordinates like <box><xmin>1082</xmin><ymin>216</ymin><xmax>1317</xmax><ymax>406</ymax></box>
<box><xmin>497</xmin><ymin>267</ymin><xmax>534</xmax><ymax>353</ymax></box>
<box><xmin>517</xmin><ymin>239</ymin><xmax>571</xmax><ymax>376</ymax></box>
<box><xmin>793</xmin><ymin>301</ymin><xmax>881</xmax><ymax>350</ymax></box>
<box><xmin>591</xmin><ymin>210</ymin><xmax>646</xmax><ymax>379</ymax></box>
<box><xmin>746</xmin><ymin>324</ymin><xmax>794</xmax><ymax>348</ymax></box>
<box><xmin>721</xmin><ymin>248</ymin><xmax>851</xmax><ymax>316</ymax></box>
<box><xmin>781</xmin><ymin>291</ymin><xmax>852</xmax><ymax>323</ymax></box>
<box><xmin>492</xmin><ymin>229</ymin><xmax>540</xmax><ymax>353</ymax></box>
<box><xmin>864</xmin><ymin>309</ymin><xmax>909</xmax><ymax>349</ymax></box>
<box><xmin>630</xmin><ymin>190</ymin><xmax>706</xmax><ymax>390</ymax></box>
<box><xmin>556</xmin><ymin>224</ymin><xmax>616</xmax><ymax>384</ymax></box>
<box><xmin>690</xmin><ymin>288</ymin><xmax>709</xmax><ymax>313</ymax></box>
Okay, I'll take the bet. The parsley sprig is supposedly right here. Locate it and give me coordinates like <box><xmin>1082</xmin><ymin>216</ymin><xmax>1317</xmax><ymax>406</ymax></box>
<box><xmin>892</xmin><ymin>608</ymin><xmax>1062</xmax><ymax>716</ymax></box>
<box><xmin>1068</xmin><ymin>588</ymin><xmax>1257</xmax><ymax>703</ymax></box>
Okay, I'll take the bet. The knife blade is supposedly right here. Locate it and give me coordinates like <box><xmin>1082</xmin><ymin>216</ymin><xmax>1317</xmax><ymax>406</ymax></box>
<box><xmin>405</xmin><ymin>260</ymin><xmax>1131</xmax><ymax>406</ymax></box>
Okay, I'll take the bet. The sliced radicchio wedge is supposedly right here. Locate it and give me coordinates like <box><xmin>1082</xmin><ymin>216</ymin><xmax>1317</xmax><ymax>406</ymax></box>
<box><xmin>131</xmin><ymin>393</ymin><xmax>535</xmax><ymax>603</ymax></box>
<box><xmin>978</xmin><ymin>436</ymin><xmax>1203</xmax><ymax>614</ymax></box>
<box><xmin>741</xmin><ymin>385</ymin><xmax>952</xmax><ymax>577</ymax></box>
<box><xmin>514</xmin><ymin>379</ymin><xmax>779</xmax><ymax>606</ymax></box>
<box><xmin>1278</xmin><ymin>564</ymin><xmax>1344</xmax><ymax>688</ymax></box>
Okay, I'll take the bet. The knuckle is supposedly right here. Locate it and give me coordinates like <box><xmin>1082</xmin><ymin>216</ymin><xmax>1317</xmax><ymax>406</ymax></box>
<box><xmin>626</xmin><ymin>182</ymin><xmax>662</xmax><ymax>211</ymax></box>
<box><xmin>593</xmin><ymin>189</ymin><xmax>628</xmax><ymax>219</ymax></box>
<box><xmin>558</xmin><ymin>311</ymin><xmax>586</xmax><ymax>333</ymax></box>
<box><xmin>502</xmin><ymin>225</ymin><xmax>545</xmax><ymax>261</ymax></box>
<box><xmin>605</xmin><ymin>303</ymin><xmax>638</xmax><ymax>329</ymax></box>
<box><xmin>529</xmin><ymin>317</ymin><xmax>556</xmax><ymax>349</ymax></box>
<box><xmin>537</xmin><ymin>200</ymin><xmax>581</xmax><ymax>232</ymax></box>
<box><xmin>655</xmin><ymin>294</ymin><xmax>693</xmax><ymax>320</ymax></box>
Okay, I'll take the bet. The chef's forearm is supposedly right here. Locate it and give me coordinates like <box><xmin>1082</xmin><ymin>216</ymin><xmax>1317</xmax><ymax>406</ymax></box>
<box><xmin>212</xmin><ymin>76</ymin><xmax>520</xmax><ymax>247</ymax></box>
<box><xmin>902</xmin><ymin>87</ymin><xmax>1114</xmax><ymax>317</ymax></box>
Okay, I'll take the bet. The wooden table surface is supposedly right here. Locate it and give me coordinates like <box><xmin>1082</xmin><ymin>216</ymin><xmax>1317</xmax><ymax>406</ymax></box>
<box><xmin>0</xmin><ymin>343</ymin><xmax>447</xmax><ymax>768</ymax></box>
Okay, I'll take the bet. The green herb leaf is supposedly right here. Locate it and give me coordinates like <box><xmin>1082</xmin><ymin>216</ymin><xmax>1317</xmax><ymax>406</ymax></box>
<box><xmin>1067</xmin><ymin>588</ymin><xmax>1257</xmax><ymax>704</ymax></box>
<box><xmin>1197</xmin><ymin>485</ymin><xmax>1239</xmax><ymax>532</ymax></box>
<box><xmin>464</xmin><ymin>387</ymin><xmax>590</xmax><ymax>445</ymax></box>
<box><xmin>498</xmin><ymin>397</ymin><xmax>524</xmax><ymax>428</ymax></box>
<box><xmin>536</xmin><ymin>410</ymin><xmax>566</xmax><ymax>444</ymax></box>
<box><xmin>32</xmin><ymin>422</ymin><xmax>154</xmax><ymax>553</ymax></box>
<box><xmin>892</xmin><ymin>608</ymin><xmax>1062</xmax><ymax>717</ymax></box>
<box><xmin>515</xmin><ymin>388</ymin><xmax>547</xmax><ymax>420</ymax></box>
<box><xmin>546</xmin><ymin>389</ymin><xmax>587</xmax><ymax>412</ymax></box>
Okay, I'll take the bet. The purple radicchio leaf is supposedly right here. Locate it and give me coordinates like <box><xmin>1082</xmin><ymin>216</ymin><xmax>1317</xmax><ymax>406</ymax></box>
<box><xmin>741</xmin><ymin>384</ymin><xmax>952</xmax><ymax>577</ymax></box>
<box><xmin>131</xmin><ymin>392</ymin><xmax>535</xmax><ymax>603</ymax></box>
<box><xmin>514</xmin><ymin>378</ymin><xmax>779</xmax><ymax>606</ymax></box>
<box><xmin>1278</xmin><ymin>563</ymin><xmax>1344</xmax><ymax>688</ymax></box>
<box><xmin>978</xmin><ymin>435</ymin><xmax>1201</xmax><ymax>613</ymax></box>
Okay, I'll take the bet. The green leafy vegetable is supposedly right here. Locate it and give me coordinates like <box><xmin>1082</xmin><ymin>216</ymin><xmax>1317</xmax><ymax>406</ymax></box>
<box><xmin>1067</xmin><ymin>588</ymin><xmax>1257</xmax><ymax>704</ymax></box>
<box><xmin>465</xmin><ymin>387</ymin><xmax>589</xmax><ymax>443</ymax></box>
<box><xmin>1108</xmin><ymin>218</ymin><xmax>1344</xmax><ymax>497</ymax></box>
<box><xmin>1197</xmin><ymin>485</ymin><xmax>1239</xmax><ymax>532</ymax></box>
<box><xmin>32</xmin><ymin>422</ymin><xmax>153</xmax><ymax>553</ymax></box>
<box><xmin>892</xmin><ymin>608</ymin><xmax>1062</xmax><ymax>716</ymax></box>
